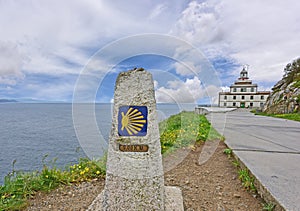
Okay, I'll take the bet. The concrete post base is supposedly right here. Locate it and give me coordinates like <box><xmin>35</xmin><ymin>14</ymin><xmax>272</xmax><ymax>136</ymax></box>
<box><xmin>87</xmin><ymin>186</ymin><xmax>184</xmax><ymax>211</ymax></box>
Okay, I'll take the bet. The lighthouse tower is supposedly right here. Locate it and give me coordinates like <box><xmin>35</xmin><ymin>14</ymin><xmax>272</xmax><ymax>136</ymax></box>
<box><xmin>239</xmin><ymin>65</ymin><xmax>249</xmax><ymax>80</ymax></box>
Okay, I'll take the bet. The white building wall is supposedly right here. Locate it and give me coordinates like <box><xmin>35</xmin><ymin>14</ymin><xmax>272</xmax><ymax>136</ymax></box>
<box><xmin>230</xmin><ymin>85</ymin><xmax>257</xmax><ymax>93</ymax></box>
<box><xmin>219</xmin><ymin>93</ymin><xmax>269</xmax><ymax>108</ymax></box>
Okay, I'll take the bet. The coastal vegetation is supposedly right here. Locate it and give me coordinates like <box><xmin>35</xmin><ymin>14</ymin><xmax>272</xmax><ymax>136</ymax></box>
<box><xmin>264</xmin><ymin>58</ymin><xmax>300</xmax><ymax>114</ymax></box>
<box><xmin>0</xmin><ymin>111</ymin><xmax>221</xmax><ymax>210</ymax></box>
<box><xmin>223</xmin><ymin>147</ymin><xmax>256</xmax><ymax>191</ymax></box>
<box><xmin>0</xmin><ymin>158</ymin><xmax>106</xmax><ymax>210</ymax></box>
<box><xmin>256</xmin><ymin>112</ymin><xmax>300</xmax><ymax>122</ymax></box>
<box><xmin>160</xmin><ymin>111</ymin><xmax>223</xmax><ymax>154</ymax></box>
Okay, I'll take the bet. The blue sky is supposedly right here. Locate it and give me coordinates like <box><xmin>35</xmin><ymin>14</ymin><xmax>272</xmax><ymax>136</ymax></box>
<box><xmin>0</xmin><ymin>0</ymin><xmax>299</xmax><ymax>104</ymax></box>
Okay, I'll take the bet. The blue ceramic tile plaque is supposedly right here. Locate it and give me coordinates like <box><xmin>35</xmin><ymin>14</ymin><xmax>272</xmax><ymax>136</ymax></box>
<box><xmin>118</xmin><ymin>106</ymin><xmax>148</xmax><ymax>136</ymax></box>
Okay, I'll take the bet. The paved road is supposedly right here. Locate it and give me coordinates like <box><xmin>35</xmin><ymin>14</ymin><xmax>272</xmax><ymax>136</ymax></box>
<box><xmin>207</xmin><ymin>110</ymin><xmax>300</xmax><ymax>211</ymax></box>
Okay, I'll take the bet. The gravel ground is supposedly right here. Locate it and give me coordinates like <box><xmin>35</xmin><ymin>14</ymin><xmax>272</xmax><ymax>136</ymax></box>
<box><xmin>25</xmin><ymin>141</ymin><xmax>264</xmax><ymax>210</ymax></box>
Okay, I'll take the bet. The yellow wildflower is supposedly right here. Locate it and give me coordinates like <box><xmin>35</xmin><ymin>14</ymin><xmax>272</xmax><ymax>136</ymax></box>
<box><xmin>96</xmin><ymin>170</ymin><xmax>100</xmax><ymax>175</ymax></box>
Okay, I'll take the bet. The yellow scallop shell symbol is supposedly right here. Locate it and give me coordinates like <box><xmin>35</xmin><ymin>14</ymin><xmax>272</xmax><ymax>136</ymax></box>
<box><xmin>121</xmin><ymin>107</ymin><xmax>146</xmax><ymax>135</ymax></box>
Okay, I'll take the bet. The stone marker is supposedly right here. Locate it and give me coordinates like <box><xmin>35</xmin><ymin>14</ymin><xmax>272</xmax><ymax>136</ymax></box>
<box><xmin>87</xmin><ymin>68</ymin><xmax>183</xmax><ymax>210</ymax></box>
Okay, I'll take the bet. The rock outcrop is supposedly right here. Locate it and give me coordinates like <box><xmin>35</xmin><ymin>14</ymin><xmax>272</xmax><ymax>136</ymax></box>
<box><xmin>263</xmin><ymin>58</ymin><xmax>300</xmax><ymax>114</ymax></box>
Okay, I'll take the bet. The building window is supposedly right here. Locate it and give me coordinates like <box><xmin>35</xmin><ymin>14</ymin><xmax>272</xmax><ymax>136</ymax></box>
<box><xmin>224</xmin><ymin>102</ymin><xmax>227</xmax><ymax>106</ymax></box>
<box><xmin>261</xmin><ymin>95</ymin><xmax>264</xmax><ymax>100</ymax></box>
<box><xmin>233</xmin><ymin>102</ymin><xmax>236</xmax><ymax>106</ymax></box>
<box><xmin>250</xmin><ymin>102</ymin><xmax>253</xmax><ymax>107</ymax></box>
<box><xmin>224</xmin><ymin>96</ymin><xmax>227</xmax><ymax>100</ymax></box>
<box><xmin>241</xmin><ymin>96</ymin><xmax>245</xmax><ymax>100</ymax></box>
<box><xmin>250</xmin><ymin>96</ymin><xmax>254</xmax><ymax>100</ymax></box>
<box><xmin>233</xmin><ymin>88</ymin><xmax>236</xmax><ymax>92</ymax></box>
<box><xmin>251</xmin><ymin>87</ymin><xmax>254</xmax><ymax>92</ymax></box>
<box><xmin>241</xmin><ymin>88</ymin><xmax>246</xmax><ymax>92</ymax></box>
<box><xmin>233</xmin><ymin>96</ymin><xmax>236</xmax><ymax>100</ymax></box>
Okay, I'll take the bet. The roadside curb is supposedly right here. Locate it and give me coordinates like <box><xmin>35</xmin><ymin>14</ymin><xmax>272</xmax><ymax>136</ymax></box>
<box><xmin>223</xmin><ymin>141</ymin><xmax>285</xmax><ymax>211</ymax></box>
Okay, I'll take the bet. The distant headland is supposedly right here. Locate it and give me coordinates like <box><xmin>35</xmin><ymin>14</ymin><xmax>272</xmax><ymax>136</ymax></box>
<box><xmin>0</xmin><ymin>99</ymin><xmax>18</xmax><ymax>103</ymax></box>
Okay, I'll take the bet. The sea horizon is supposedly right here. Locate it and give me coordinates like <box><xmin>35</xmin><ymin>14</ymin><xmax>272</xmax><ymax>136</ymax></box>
<box><xmin>0</xmin><ymin>103</ymin><xmax>196</xmax><ymax>184</ymax></box>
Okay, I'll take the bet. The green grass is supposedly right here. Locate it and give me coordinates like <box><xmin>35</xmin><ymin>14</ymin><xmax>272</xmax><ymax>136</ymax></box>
<box><xmin>238</xmin><ymin>169</ymin><xmax>256</xmax><ymax>191</ymax></box>
<box><xmin>159</xmin><ymin>111</ymin><xmax>223</xmax><ymax>154</ymax></box>
<box><xmin>255</xmin><ymin>112</ymin><xmax>300</xmax><ymax>122</ymax></box>
<box><xmin>226</xmin><ymin>152</ymin><xmax>257</xmax><ymax>191</ymax></box>
<box><xmin>223</xmin><ymin>148</ymin><xmax>232</xmax><ymax>157</ymax></box>
<box><xmin>225</xmin><ymin>150</ymin><xmax>257</xmax><ymax>191</ymax></box>
<box><xmin>263</xmin><ymin>202</ymin><xmax>275</xmax><ymax>211</ymax></box>
<box><xmin>292</xmin><ymin>80</ymin><xmax>300</xmax><ymax>88</ymax></box>
<box><xmin>0</xmin><ymin>111</ymin><xmax>222</xmax><ymax>210</ymax></box>
<box><xmin>0</xmin><ymin>158</ymin><xmax>106</xmax><ymax>211</ymax></box>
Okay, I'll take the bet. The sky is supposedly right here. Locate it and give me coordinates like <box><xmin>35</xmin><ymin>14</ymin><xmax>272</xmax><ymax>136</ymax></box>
<box><xmin>0</xmin><ymin>0</ymin><xmax>299</xmax><ymax>104</ymax></box>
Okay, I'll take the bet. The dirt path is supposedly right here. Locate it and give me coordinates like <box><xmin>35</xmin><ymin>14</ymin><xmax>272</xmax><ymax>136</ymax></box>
<box><xmin>26</xmin><ymin>141</ymin><xmax>264</xmax><ymax>210</ymax></box>
<box><xmin>164</xmin><ymin>141</ymin><xmax>264</xmax><ymax>210</ymax></box>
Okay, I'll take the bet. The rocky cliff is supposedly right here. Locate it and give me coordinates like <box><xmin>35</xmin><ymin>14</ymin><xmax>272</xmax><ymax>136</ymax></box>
<box><xmin>263</xmin><ymin>58</ymin><xmax>300</xmax><ymax>114</ymax></box>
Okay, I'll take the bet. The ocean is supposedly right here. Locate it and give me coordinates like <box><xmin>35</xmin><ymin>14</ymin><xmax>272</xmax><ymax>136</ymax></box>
<box><xmin>0</xmin><ymin>103</ymin><xmax>195</xmax><ymax>184</ymax></box>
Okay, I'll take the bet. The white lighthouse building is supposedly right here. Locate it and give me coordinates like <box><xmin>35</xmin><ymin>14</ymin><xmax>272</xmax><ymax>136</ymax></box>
<box><xmin>218</xmin><ymin>66</ymin><xmax>270</xmax><ymax>108</ymax></box>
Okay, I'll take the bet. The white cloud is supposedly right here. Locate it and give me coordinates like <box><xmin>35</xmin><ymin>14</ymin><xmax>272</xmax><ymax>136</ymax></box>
<box><xmin>172</xmin><ymin>0</ymin><xmax>300</xmax><ymax>84</ymax></box>
<box><xmin>25</xmin><ymin>81</ymin><xmax>75</xmax><ymax>101</ymax></box>
<box><xmin>0</xmin><ymin>0</ymin><xmax>299</xmax><ymax>101</ymax></box>
<box><xmin>171</xmin><ymin>44</ymin><xmax>222</xmax><ymax>90</ymax></box>
<box><xmin>148</xmin><ymin>4</ymin><xmax>168</xmax><ymax>20</ymax></box>
<box><xmin>172</xmin><ymin>46</ymin><xmax>200</xmax><ymax>76</ymax></box>
<box><xmin>204</xmin><ymin>84</ymin><xmax>222</xmax><ymax>104</ymax></box>
<box><xmin>171</xmin><ymin>1</ymin><xmax>222</xmax><ymax>45</ymax></box>
<box><xmin>153</xmin><ymin>80</ymin><xmax>159</xmax><ymax>89</ymax></box>
<box><xmin>155</xmin><ymin>76</ymin><xmax>220</xmax><ymax>103</ymax></box>
<box><xmin>156</xmin><ymin>77</ymin><xmax>199</xmax><ymax>103</ymax></box>
<box><xmin>0</xmin><ymin>1</ymin><xmax>182</xmax><ymax>77</ymax></box>
<box><xmin>220</xmin><ymin>86</ymin><xmax>230</xmax><ymax>92</ymax></box>
<box><xmin>0</xmin><ymin>0</ymin><xmax>187</xmax><ymax>100</ymax></box>
<box><xmin>0</xmin><ymin>42</ymin><xmax>24</xmax><ymax>85</ymax></box>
